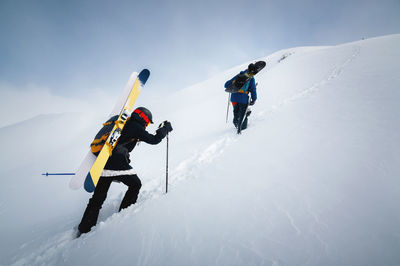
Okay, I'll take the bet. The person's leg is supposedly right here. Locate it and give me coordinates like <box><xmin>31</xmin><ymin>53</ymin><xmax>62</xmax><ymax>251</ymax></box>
<box><xmin>116</xmin><ymin>174</ymin><xmax>142</xmax><ymax>211</ymax></box>
<box><xmin>237</xmin><ymin>103</ymin><xmax>248</xmax><ymax>133</ymax></box>
<box><xmin>232</xmin><ymin>103</ymin><xmax>239</xmax><ymax>128</ymax></box>
<box><xmin>78</xmin><ymin>177</ymin><xmax>112</xmax><ymax>234</ymax></box>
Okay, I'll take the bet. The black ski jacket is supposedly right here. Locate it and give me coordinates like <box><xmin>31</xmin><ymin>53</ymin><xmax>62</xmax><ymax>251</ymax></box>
<box><xmin>104</xmin><ymin>117</ymin><xmax>167</xmax><ymax>171</ymax></box>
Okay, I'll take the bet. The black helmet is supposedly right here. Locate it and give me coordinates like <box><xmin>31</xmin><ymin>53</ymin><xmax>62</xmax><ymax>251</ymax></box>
<box><xmin>247</xmin><ymin>63</ymin><xmax>257</xmax><ymax>75</ymax></box>
<box><xmin>132</xmin><ymin>107</ymin><xmax>153</xmax><ymax>126</ymax></box>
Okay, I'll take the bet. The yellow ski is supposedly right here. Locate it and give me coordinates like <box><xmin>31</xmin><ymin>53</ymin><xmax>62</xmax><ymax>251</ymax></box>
<box><xmin>84</xmin><ymin>69</ymin><xmax>150</xmax><ymax>192</ymax></box>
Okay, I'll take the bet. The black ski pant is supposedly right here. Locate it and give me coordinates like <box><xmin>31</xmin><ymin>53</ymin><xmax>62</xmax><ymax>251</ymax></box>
<box><xmin>78</xmin><ymin>174</ymin><xmax>142</xmax><ymax>234</ymax></box>
<box><xmin>233</xmin><ymin>103</ymin><xmax>248</xmax><ymax>132</ymax></box>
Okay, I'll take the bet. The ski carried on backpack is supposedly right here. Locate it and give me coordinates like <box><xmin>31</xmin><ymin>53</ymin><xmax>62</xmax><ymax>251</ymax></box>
<box><xmin>69</xmin><ymin>69</ymin><xmax>150</xmax><ymax>192</ymax></box>
<box><xmin>225</xmin><ymin>61</ymin><xmax>266</xmax><ymax>93</ymax></box>
<box><xmin>84</xmin><ymin>69</ymin><xmax>150</xmax><ymax>192</ymax></box>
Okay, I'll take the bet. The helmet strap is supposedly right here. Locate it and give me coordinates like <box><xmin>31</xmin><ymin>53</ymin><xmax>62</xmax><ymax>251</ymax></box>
<box><xmin>134</xmin><ymin>109</ymin><xmax>151</xmax><ymax>126</ymax></box>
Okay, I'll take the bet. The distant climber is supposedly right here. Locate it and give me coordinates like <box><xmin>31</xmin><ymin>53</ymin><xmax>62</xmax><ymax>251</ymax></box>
<box><xmin>224</xmin><ymin>61</ymin><xmax>265</xmax><ymax>133</ymax></box>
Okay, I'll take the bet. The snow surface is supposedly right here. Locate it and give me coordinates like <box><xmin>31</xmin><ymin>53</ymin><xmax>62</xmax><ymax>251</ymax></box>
<box><xmin>1</xmin><ymin>34</ymin><xmax>400</xmax><ymax>266</ymax></box>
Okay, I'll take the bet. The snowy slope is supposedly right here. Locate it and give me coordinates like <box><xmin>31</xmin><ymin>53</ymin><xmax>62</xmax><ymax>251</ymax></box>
<box><xmin>1</xmin><ymin>34</ymin><xmax>400</xmax><ymax>266</ymax></box>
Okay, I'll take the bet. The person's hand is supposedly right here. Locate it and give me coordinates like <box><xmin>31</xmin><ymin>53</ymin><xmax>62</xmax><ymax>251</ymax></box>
<box><xmin>250</xmin><ymin>99</ymin><xmax>256</xmax><ymax>106</ymax></box>
<box><xmin>158</xmin><ymin>120</ymin><xmax>173</xmax><ymax>133</ymax></box>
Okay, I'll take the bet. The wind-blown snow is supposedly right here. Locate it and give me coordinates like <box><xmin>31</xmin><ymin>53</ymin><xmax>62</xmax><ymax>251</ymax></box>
<box><xmin>1</xmin><ymin>34</ymin><xmax>399</xmax><ymax>266</ymax></box>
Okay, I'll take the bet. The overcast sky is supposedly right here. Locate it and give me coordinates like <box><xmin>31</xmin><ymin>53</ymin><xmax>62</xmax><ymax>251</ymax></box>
<box><xmin>1</xmin><ymin>0</ymin><xmax>399</xmax><ymax>97</ymax></box>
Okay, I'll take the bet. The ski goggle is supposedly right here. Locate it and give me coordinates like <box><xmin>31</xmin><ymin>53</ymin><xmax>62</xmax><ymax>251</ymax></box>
<box><xmin>134</xmin><ymin>109</ymin><xmax>152</xmax><ymax>127</ymax></box>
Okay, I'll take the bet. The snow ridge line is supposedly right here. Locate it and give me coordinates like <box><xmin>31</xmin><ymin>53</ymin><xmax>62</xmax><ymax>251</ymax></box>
<box><xmin>257</xmin><ymin>45</ymin><xmax>361</xmax><ymax>119</ymax></box>
<box><xmin>169</xmin><ymin>134</ymin><xmax>237</xmax><ymax>185</ymax></box>
<box><xmin>118</xmin><ymin>132</ymin><xmax>239</xmax><ymax>221</ymax></box>
<box><xmin>140</xmin><ymin>131</ymin><xmax>239</xmax><ymax>204</ymax></box>
<box><xmin>305</xmin><ymin>200</ymin><xmax>330</xmax><ymax>259</ymax></box>
<box><xmin>273</xmin><ymin>200</ymin><xmax>302</xmax><ymax>236</ymax></box>
<box><xmin>9</xmin><ymin>229</ymin><xmax>74</xmax><ymax>266</ymax></box>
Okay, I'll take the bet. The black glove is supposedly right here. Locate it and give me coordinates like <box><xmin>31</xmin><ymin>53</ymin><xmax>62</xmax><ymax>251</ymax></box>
<box><xmin>250</xmin><ymin>99</ymin><xmax>256</xmax><ymax>106</ymax></box>
<box><xmin>158</xmin><ymin>120</ymin><xmax>173</xmax><ymax>133</ymax></box>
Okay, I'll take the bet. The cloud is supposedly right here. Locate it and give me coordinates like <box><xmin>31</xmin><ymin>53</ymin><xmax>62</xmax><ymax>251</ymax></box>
<box><xmin>0</xmin><ymin>83</ymin><xmax>112</xmax><ymax>128</ymax></box>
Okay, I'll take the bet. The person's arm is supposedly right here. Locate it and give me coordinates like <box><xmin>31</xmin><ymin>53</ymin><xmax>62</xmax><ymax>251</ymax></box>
<box><xmin>134</xmin><ymin>121</ymin><xmax>172</xmax><ymax>145</ymax></box>
<box><xmin>136</xmin><ymin>126</ymin><xmax>165</xmax><ymax>145</ymax></box>
<box><xmin>224</xmin><ymin>74</ymin><xmax>238</xmax><ymax>88</ymax></box>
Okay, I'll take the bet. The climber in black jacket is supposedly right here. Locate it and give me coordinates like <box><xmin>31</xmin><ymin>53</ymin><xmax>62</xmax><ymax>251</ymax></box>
<box><xmin>77</xmin><ymin>107</ymin><xmax>173</xmax><ymax>236</ymax></box>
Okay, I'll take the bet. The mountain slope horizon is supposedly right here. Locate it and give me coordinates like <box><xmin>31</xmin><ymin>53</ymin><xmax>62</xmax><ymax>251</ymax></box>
<box><xmin>1</xmin><ymin>34</ymin><xmax>400</xmax><ymax>266</ymax></box>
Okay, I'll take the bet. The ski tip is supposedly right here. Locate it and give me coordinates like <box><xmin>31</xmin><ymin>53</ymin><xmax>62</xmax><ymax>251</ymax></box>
<box><xmin>138</xmin><ymin>69</ymin><xmax>150</xmax><ymax>85</ymax></box>
<box><xmin>255</xmin><ymin>61</ymin><xmax>266</xmax><ymax>72</ymax></box>
<box><xmin>84</xmin><ymin>173</ymin><xmax>95</xmax><ymax>193</ymax></box>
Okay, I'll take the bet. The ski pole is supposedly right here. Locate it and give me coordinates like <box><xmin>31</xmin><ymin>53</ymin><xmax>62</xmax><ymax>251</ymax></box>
<box><xmin>165</xmin><ymin>133</ymin><xmax>169</xmax><ymax>193</ymax></box>
<box><xmin>226</xmin><ymin>93</ymin><xmax>231</xmax><ymax>123</ymax></box>
<box><xmin>42</xmin><ymin>172</ymin><xmax>75</xmax><ymax>176</ymax></box>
